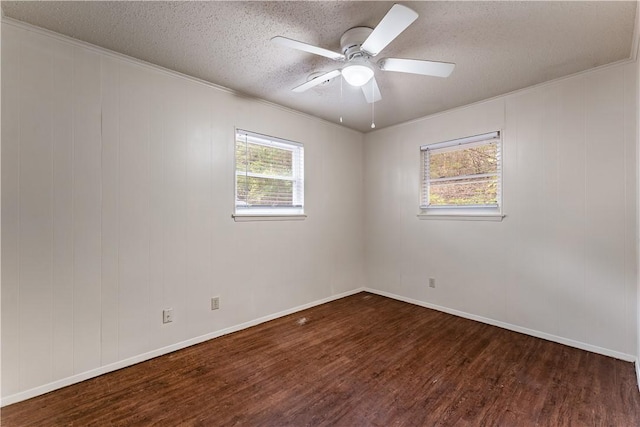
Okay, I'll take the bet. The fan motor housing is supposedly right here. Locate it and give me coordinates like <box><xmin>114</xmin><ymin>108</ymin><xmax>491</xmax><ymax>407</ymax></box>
<box><xmin>340</xmin><ymin>27</ymin><xmax>373</xmax><ymax>60</ymax></box>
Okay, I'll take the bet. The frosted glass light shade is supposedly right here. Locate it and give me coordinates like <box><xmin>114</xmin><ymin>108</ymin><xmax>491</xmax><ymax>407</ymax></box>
<box><xmin>341</xmin><ymin>64</ymin><xmax>374</xmax><ymax>87</ymax></box>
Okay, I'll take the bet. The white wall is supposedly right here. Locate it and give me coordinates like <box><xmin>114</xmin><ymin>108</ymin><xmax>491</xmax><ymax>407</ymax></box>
<box><xmin>1</xmin><ymin>23</ymin><xmax>365</xmax><ymax>402</ymax></box>
<box><xmin>364</xmin><ymin>61</ymin><xmax>638</xmax><ymax>360</ymax></box>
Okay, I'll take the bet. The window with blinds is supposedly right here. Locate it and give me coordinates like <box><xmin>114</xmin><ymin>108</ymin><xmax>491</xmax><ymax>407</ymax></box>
<box><xmin>420</xmin><ymin>131</ymin><xmax>501</xmax><ymax>212</ymax></box>
<box><xmin>235</xmin><ymin>129</ymin><xmax>304</xmax><ymax>215</ymax></box>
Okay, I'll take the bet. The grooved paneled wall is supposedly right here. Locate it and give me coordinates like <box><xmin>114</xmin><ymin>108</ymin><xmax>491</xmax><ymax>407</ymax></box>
<box><xmin>364</xmin><ymin>61</ymin><xmax>637</xmax><ymax>359</ymax></box>
<box><xmin>2</xmin><ymin>19</ymin><xmax>639</xmax><ymax>405</ymax></box>
<box><xmin>1</xmin><ymin>23</ymin><xmax>365</xmax><ymax>401</ymax></box>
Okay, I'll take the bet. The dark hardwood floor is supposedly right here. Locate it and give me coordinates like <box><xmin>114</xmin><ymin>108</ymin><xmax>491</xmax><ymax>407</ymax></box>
<box><xmin>2</xmin><ymin>292</ymin><xmax>639</xmax><ymax>426</ymax></box>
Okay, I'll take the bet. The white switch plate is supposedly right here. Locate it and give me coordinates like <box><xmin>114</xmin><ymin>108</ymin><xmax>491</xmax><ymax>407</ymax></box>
<box><xmin>163</xmin><ymin>308</ymin><xmax>173</xmax><ymax>323</ymax></box>
<box><xmin>211</xmin><ymin>297</ymin><xmax>220</xmax><ymax>310</ymax></box>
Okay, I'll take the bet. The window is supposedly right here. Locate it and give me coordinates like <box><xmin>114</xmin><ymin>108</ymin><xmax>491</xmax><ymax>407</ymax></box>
<box><xmin>234</xmin><ymin>129</ymin><xmax>304</xmax><ymax>218</ymax></box>
<box><xmin>420</xmin><ymin>131</ymin><xmax>503</xmax><ymax>220</ymax></box>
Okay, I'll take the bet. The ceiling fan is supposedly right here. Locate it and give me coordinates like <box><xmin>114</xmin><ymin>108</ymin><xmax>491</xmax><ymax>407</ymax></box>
<box><xmin>271</xmin><ymin>3</ymin><xmax>455</xmax><ymax>104</ymax></box>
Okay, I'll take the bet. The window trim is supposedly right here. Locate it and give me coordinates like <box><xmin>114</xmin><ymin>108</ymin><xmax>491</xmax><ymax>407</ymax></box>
<box><xmin>233</xmin><ymin>128</ymin><xmax>305</xmax><ymax>222</ymax></box>
<box><xmin>418</xmin><ymin>131</ymin><xmax>505</xmax><ymax>221</ymax></box>
<box><xmin>233</xmin><ymin>213</ymin><xmax>307</xmax><ymax>222</ymax></box>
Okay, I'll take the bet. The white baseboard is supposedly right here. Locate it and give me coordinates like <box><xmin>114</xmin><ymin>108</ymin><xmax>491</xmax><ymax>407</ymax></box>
<box><xmin>636</xmin><ymin>360</ymin><xmax>640</xmax><ymax>392</ymax></box>
<box><xmin>0</xmin><ymin>287</ymin><xmax>365</xmax><ymax>407</ymax></box>
<box><xmin>365</xmin><ymin>288</ymin><xmax>636</xmax><ymax>362</ymax></box>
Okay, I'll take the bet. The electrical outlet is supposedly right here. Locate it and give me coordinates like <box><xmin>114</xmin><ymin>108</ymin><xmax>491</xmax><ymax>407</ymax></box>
<box><xmin>211</xmin><ymin>297</ymin><xmax>220</xmax><ymax>311</ymax></box>
<box><xmin>163</xmin><ymin>308</ymin><xmax>173</xmax><ymax>324</ymax></box>
<box><xmin>429</xmin><ymin>278</ymin><xmax>436</xmax><ymax>288</ymax></box>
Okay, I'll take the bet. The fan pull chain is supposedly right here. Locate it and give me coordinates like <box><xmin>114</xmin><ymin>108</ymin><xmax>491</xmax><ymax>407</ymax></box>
<box><xmin>339</xmin><ymin>76</ymin><xmax>343</xmax><ymax>123</ymax></box>
<box><xmin>371</xmin><ymin>80</ymin><xmax>376</xmax><ymax>129</ymax></box>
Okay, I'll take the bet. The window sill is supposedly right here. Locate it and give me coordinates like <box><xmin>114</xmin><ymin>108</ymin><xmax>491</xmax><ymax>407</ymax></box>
<box><xmin>418</xmin><ymin>207</ymin><xmax>505</xmax><ymax>221</ymax></box>
<box><xmin>232</xmin><ymin>214</ymin><xmax>307</xmax><ymax>222</ymax></box>
<box><xmin>417</xmin><ymin>213</ymin><xmax>505</xmax><ymax>221</ymax></box>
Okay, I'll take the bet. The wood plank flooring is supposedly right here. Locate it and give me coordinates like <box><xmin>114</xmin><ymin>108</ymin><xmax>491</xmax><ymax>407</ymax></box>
<box><xmin>2</xmin><ymin>292</ymin><xmax>639</xmax><ymax>426</ymax></box>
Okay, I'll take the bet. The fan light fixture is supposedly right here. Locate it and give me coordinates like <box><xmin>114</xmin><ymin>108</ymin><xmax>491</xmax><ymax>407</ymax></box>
<box><xmin>341</xmin><ymin>64</ymin><xmax>374</xmax><ymax>87</ymax></box>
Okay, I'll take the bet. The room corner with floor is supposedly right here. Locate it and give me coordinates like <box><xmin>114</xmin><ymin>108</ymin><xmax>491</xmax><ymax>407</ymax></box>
<box><xmin>1</xmin><ymin>1</ymin><xmax>640</xmax><ymax>425</ymax></box>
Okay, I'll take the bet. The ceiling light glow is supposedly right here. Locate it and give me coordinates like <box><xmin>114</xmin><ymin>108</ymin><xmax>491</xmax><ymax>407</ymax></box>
<box><xmin>341</xmin><ymin>64</ymin><xmax>374</xmax><ymax>87</ymax></box>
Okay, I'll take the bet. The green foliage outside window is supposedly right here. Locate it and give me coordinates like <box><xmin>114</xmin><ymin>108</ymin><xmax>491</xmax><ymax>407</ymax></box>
<box><xmin>236</xmin><ymin>141</ymin><xmax>295</xmax><ymax>206</ymax></box>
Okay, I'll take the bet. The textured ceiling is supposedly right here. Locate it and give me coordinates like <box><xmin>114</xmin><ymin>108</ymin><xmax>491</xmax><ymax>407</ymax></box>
<box><xmin>1</xmin><ymin>1</ymin><xmax>637</xmax><ymax>132</ymax></box>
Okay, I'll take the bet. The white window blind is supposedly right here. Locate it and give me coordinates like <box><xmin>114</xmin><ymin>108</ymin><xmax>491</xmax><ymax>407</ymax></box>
<box><xmin>235</xmin><ymin>129</ymin><xmax>304</xmax><ymax>215</ymax></box>
<box><xmin>420</xmin><ymin>131</ymin><xmax>501</xmax><ymax>210</ymax></box>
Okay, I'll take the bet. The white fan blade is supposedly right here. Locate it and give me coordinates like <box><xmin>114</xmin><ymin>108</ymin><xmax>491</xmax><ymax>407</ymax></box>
<box><xmin>380</xmin><ymin>58</ymin><xmax>455</xmax><ymax>77</ymax></box>
<box><xmin>362</xmin><ymin>77</ymin><xmax>382</xmax><ymax>103</ymax></box>
<box><xmin>271</xmin><ymin>36</ymin><xmax>345</xmax><ymax>60</ymax></box>
<box><xmin>292</xmin><ymin>70</ymin><xmax>341</xmax><ymax>92</ymax></box>
<box><xmin>361</xmin><ymin>4</ymin><xmax>418</xmax><ymax>57</ymax></box>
